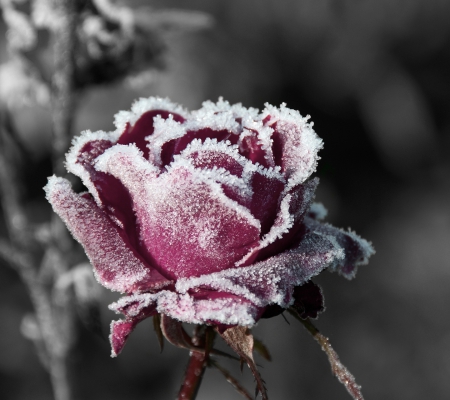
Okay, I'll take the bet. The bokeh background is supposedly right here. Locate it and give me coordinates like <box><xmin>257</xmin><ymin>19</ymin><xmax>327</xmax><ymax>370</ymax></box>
<box><xmin>1</xmin><ymin>0</ymin><xmax>450</xmax><ymax>399</ymax></box>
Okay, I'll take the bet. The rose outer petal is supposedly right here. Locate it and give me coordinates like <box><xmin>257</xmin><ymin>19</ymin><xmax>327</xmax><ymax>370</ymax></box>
<box><xmin>44</xmin><ymin>176</ymin><xmax>171</xmax><ymax>293</ymax></box>
<box><xmin>176</xmin><ymin>229</ymin><xmax>345</xmax><ymax>308</ymax></box>
<box><xmin>303</xmin><ymin>217</ymin><xmax>375</xmax><ymax>279</ymax></box>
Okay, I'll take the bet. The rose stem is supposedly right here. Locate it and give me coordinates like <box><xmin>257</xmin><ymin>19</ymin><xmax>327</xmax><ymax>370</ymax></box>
<box><xmin>177</xmin><ymin>326</ymin><xmax>214</xmax><ymax>400</ymax></box>
<box><xmin>288</xmin><ymin>309</ymin><xmax>364</xmax><ymax>400</ymax></box>
<box><xmin>178</xmin><ymin>350</ymin><xmax>208</xmax><ymax>400</ymax></box>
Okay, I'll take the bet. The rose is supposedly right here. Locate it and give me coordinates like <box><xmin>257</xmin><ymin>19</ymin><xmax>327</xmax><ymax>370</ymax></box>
<box><xmin>45</xmin><ymin>97</ymin><xmax>374</xmax><ymax>357</ymax></box>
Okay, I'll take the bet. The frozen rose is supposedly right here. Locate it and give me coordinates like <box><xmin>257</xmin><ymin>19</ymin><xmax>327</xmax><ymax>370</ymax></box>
<box><xmin>45</xmin><ymin>97</ymin><xmax>374</xmax><ymax>356</ymax></box>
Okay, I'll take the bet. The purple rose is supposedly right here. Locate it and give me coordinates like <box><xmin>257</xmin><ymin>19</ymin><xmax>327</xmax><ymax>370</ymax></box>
<box><xmin>45</xmin><ymin>97</ymin><xmax>374</xmax><ymax>356</ymax></box>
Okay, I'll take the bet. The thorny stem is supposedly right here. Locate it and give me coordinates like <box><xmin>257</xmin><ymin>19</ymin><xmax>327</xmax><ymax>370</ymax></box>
<box><xmin>288</xmin><ymin>309</ymin><xmax>364</xmax><ymax>400</ymax></box>
<box><xmin>177</xmin><ymin>327</ymin><xmax>213</xmax><ymax>400</ymax></box>
<box><xmin>178</xmin><ymin>350</ymin><xmax>208</xmax><ymax>400</ymax></box>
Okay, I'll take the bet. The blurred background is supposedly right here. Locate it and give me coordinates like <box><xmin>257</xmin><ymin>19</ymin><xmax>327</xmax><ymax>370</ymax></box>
<box><xmin>1</xmin><ymin>0</ymin><xmax>450</xmax><ymax>399</ymax></box>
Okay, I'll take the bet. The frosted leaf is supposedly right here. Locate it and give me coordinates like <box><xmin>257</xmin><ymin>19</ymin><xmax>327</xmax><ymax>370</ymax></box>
<box><xmin>261</xmin><ymin>103</ymin><xmax>323</xmax><ymax>189</ymax></box>
<box><xmin>44</xmin><ymin>176</ymin><xmax>170</xmax><ymax>293</ymax></box>
<box><xmin>0</xmin><ymin>60</ymin><xmax>50</xmax><ymax>108</ymax></box>
<box><xmin>31</xmin><ymin>0</ymin><xmax>64</xmax><ymax>31</ymax></box>
<box><xmin>2</xmin><ymin>4</ymin><xmax>36</xmax><ymax>50</ymax></box>
<box><xmin>114</xmin><ymin>97</ymin><xmax>188</xmax><ymax>134</ymax></box>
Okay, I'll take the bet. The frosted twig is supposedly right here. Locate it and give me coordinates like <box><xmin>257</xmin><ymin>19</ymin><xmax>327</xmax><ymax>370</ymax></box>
<box><xmin>51</xmin><ymin>0</ymin><xmax>77</xmax><ymax>176</ymax></box>
<box><xmin>0</xmin><ymin>110</ymin><xmax>28</xmax><ymax>245</ymax></box>
<box><xmin>288</xmin><ymin>309</ymin><xmax>364</xmax><ymax>400</ymax></box>
<box><xmin>0</xmin><ymin>239</ymin><xmax>72</xmax><ymax>400</ymax></box>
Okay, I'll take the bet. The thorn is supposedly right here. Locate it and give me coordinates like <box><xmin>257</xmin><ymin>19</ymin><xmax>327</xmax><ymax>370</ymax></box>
<box><xmin>281</xmin><ymin>312</ymin><xmax>290</xmax><ymax>325</ymax></box>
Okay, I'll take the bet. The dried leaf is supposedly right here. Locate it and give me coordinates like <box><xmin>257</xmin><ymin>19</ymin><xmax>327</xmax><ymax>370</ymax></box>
<box><xmin>218</xmin><ymin>326</ymin><xmax>268</xmax><ymax>400</ymax></box>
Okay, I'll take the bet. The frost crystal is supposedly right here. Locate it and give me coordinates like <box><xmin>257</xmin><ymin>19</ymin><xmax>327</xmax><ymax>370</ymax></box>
<box><xmin>45</xmin><ymin>96</ymin><xmax>374</xmax><ymax>356</ymax></box>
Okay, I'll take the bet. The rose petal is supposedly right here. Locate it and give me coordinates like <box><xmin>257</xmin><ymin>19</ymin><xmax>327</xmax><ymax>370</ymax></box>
<box><xmin>262</xmin><ymin>103</ymin><xmax>323</xmax><ymax>188</ymax></box>
<box><xmin>238</xmin><ymin>178</ymin><xmax>318</xmax><ymax>266</ymax></box>
<box><xmin>97</xmin><ymin>148</ymin><xmax>262</xmax><ymax>279</ymax></box>
<box><xmin>110</xmin><ymin>290</ymin><xmax>259</xmax><ymax>327</ymax></box>
<box><xmin>118</xmin><ymin>110</ymin><xmax>186</xmax><ymax>158</ymax></box>
<box><xmin>44</xmin><ymin>176</ymin><xmax>171</xmax><ymax>293</ymax></box>
<box><xmin>109</xmin><ymin>300</ymin><xmax>157</xmax><ymax>357</ymax></box>
<box><xmin>110</xmin><ymin>320</ymin><xmax>137</xmax><ymax>357</ymax></box>
<box><xmin>66</xmin><ymin>131</ymin><xmax>146</xmax><ymax>252</ymax></box>
<box><xmin>238</xmin><ymin>117</ymin><xmax>275</xmax><ymax>168</ymax></box>
<box><xmin>304</xmin><ymin>217</ymin><xmax>375</xmax><ymax>279</ymax></box>
<box><xmin>176</xmin><ymin>229</ymin><xmax>345</xmax><ymax>308</ymax></box>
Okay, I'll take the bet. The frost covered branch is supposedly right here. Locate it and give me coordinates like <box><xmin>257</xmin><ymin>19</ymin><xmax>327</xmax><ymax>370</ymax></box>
<box><xmin>288</xmin><ymin>309</ymin><xmax>364</xmax><ymax>400</ymax></box>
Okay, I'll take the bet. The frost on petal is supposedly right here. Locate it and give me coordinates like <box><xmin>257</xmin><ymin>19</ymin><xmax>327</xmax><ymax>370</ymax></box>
<box><xmin>44</xmin><ymin>177</ymin><xmax>170</xmax><ymax>293</ymax></box>
<box><xmin>109</xmin><ymin>295</ymin><xmax>158</xmax><ymax>357</ymax></box>
<box><xmin>176</xmin><ymin>229</ymin><xmax>345</xmax><ymax>309</ymax></box>
<box><xmin>249</xmin><ymin>170</ymin><xmax>286</xmax><ymax>236</ymax></box>
<box><xmin>101</xmin><ymin>154</ymin><xmax>261</xmax><ymax>279</ymax></box>
<box><xmin>156</xmin><ymin>291</ymin><xmax>258</xmax><ymax>326</ymax></box>
<box><xmin>304</xmin><ymin>217</ymin><xmax>375</xmax><ymax>279</ymax></box>
<box><xmin>114</xmin><ymin>97</ymin><xmax>187</xmax><ymax>135</ymax></box>
<box><xmin>118</xmin><ymin>110</ymin><xmax>185</xmax><ymax>158</ymax></box>
<box><xmin>177</xmin><ymin>138</ymin><xmax>253</xmax><ymax>207</ymax></box>
<box><xmin>262</xmin><ymin>103</ymin><xmax>323</xmax><ymax>188</ymax></box>
<box><xmin>110</xmin><ymin>320</ymin><xmax>137</xmax><ymax>357</ymax></box>
<box><xmin>65</xmin><ymin>131</ymin><xmax>145</xmax><ymax>249</ymax></box>
<box><xmin>239</xmin><ymin>178</ymin><xmax>318</xmax><ymax>266</ymax></box>
<box><xmin>238</xmin><ymin>119</ymin><xmax>275</xmax><ymax>168</ymax></box>
<box><xmin>165</xmin><ymin>97</ymin><xmax>262</xmax><ymax>157</ymax></box>
<box><xmin>147</xmin><ymin>115</ymin><xmax>188</xmax><ymax>167</ymax></box>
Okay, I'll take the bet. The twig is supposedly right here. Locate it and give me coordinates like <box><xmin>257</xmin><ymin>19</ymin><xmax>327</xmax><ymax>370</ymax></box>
<box><xmin>51</xmin><ymin>0</ymin><xmax>77</xmax><ymax>176</ymax></box>
<box><xmin>288</xmin><ymin>309</ymin><xmax>364</xmax><ymax>400</ymax></box>
<box><xmin>209</xmin><ymin>359</ymin><xmax>253</xmax><ymax>400</ymax></box>
<box><xmin>0</xmin><ymin>111</ymin><xmax>28</xmax><ymax>246</ymax></box>
<box><xmin>0</xmin><ymin>239</ymin><xmax>72</xmax><ymax>400</ymax></box>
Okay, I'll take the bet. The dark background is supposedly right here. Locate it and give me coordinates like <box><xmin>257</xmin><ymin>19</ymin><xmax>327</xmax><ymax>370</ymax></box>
<box><xmin>1</xmin><ymin>0</ymin><xmax>450</xmax><ymax>399</ymax></box>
